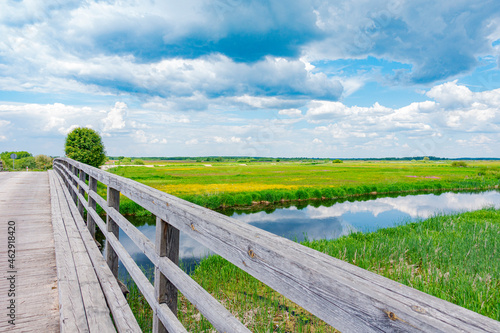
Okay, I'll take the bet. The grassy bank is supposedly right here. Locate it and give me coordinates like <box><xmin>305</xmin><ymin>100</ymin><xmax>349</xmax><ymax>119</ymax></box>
<box><xmin>125</xmin><ymin>207</ymin><xmax>500</xmax><ymax>331</ymax></box>
<box><xmin>105</xmin><ymin>160</ymin><xmax>500</xmax><ymax>214</ymax></box>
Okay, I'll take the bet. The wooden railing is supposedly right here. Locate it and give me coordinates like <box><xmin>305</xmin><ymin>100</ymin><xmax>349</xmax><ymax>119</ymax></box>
<box><xmin>53</xmin><ymin>157</ymin><xmax>500</xmax><ymax>333</ymax></box>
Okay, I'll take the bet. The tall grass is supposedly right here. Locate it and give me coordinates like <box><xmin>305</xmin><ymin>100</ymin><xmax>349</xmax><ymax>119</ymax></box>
<box><xmin>124</xmin><ymin>208</ymin><xmax>500</xmax><ymax>331</ymax></box>
<box><xmin>303</xmin><ymin>207</ymin><xmax>500</xmax><ymax>321</ymax></box>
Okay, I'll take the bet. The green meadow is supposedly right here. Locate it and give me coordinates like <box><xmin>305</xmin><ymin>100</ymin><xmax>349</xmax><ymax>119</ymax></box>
<box><xmin>106</xmin><ymin>160</ymin><xmax>500</xmax><ymax>212</ymax></box>
<box><xmin>126</xmin><ymin>208</ymin><xmax>500</xmax><ymax>332</ymax></box>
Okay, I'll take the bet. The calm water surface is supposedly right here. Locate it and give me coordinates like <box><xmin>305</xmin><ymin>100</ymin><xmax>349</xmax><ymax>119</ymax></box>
<box><xmin>117</xmin><ymin>190</ymin><xmax>500</xmax><ymax>277</ymax></box>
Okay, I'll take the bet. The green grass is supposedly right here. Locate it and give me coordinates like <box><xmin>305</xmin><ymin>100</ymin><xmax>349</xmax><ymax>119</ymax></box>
<box><xmin>125</xmin><ymin>208</ymin><xmax>500</xmax><ymax>331</ymax></box>
<box><xmin>105</xmin><ymin>160</ymin><xmax>500</xmax><ymax>212</ymax></box>
<box><xmin>303</xmin><ymin>208</ymin><xmax>500</xmax><ymax>321</ymax></box>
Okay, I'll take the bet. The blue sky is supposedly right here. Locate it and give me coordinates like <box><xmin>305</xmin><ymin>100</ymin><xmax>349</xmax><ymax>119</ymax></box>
<box><xmin>1</xmin><ymin>0</ymin><xmax>500</xmax><ymax>158</ymax></box>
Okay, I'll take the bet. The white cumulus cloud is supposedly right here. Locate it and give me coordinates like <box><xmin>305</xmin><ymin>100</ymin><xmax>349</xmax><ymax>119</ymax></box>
<box><xmin>102</xmin><ymin>102</ymin><xmax>127</xmax><ymax>132</ymax></box>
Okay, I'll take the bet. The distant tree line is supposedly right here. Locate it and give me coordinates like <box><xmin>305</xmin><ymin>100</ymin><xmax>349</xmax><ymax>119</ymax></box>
<box><xmin>106</xmin><ymin>155</ymin><xmax>499</xmax><ymax>163</ymax></box>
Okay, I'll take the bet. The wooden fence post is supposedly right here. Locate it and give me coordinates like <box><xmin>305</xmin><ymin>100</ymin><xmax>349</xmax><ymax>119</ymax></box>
<box><xmin>71</xmin><ymin>165</ymin><xmax>78</xmax><ymax>204</ymax></box>
<box><xmin>153</xmin><ymin>217</ymin><xmax>180</xmax><ymax>333</ymax></box>
<box><xmin>87</xmin><ymin>176</ymin><xmax>97</xmax><ymax>238</ymax></box>
<box><xmin>107</xmin><ymin>186</ymin><xmax>120</xmax><ymax>277</ymax></box>
<box><xmin>78</xmin><ymin>170</ymin><xmax>86</xmax><ymax>218</ymax></box>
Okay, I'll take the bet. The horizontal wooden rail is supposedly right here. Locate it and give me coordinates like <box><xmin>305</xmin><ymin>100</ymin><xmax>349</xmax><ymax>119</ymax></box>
<box><xmin>53</xmin><ymin>158</ymin><xmax>500</xmax><ymax>333</ymax></box>
<box><xmin>50</xmin><ymin>171</ymin><xmax>141</xmax><ymax>332</ymax></box>
<box><xmin>54</xmin><ymin>159</ymin><xmax>248</xmax><ymax>332</ymax></box>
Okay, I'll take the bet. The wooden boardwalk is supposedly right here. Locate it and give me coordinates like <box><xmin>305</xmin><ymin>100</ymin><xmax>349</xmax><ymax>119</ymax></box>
<box><xmin>0</xmin><ymin>172</ymin><xmax>59</xmax><ymax>332</ymax></box>
<box><xmin>0</xmin><ymin>171</ymin><xmax>138</xmax><ymax>333</ymax></box>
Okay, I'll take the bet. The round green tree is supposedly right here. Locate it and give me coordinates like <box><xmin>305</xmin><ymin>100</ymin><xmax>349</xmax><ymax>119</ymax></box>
<box><xmin>65</xmin><ymin>127</ymin><xmax>106</xmax><ymax>168</ymax></box>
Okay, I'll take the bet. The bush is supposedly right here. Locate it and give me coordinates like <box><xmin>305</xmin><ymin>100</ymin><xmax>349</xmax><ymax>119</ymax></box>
<box><xmin>262</xmin><ymin>190</ymin><xmax>277</xmax><ymax>202</ymax></box>
<box><xmin>295</xmin><ymin>189</ymin><xmax>308</xmax><ymax>200</ymax></box>
<box><xmin>65</xmin><ymin>127</ymin><xmax>106</xmax><ymax>168</ymax></box>
<box><xmin>206</xmin><ymin>195</ymin><xmax>221</xmax><ymax>209</ymax></box>
<box><xmin>312</xmin><ymin>189</ymin><xmax>322</xmax><ymax>199</ymax></box>
<box><xmin>18</xmin><ymin>156</ymin><xmax>36</xmax><ymax>169</ymax></box>
<box><xmin>235</xmin><ymin>194</ymin><xmax>253</xmax><ymax>206</ymax></box>
<box><xmin>451</xmin><ymin>161</ymin><xmax>468</xmax><ymax>167</ymax></box>
<box><xmin>250</xmin><ymin>192</ymin><xmax>261</xmax><ymax>201</ymax></box>
<box><xmin>321</xmin><ymin>188</ymin><xmax>333</xmax><ymax>198</ymax></box>
<box><xmin>283</xmin><ymin>190</ymin><xmax>295</xmax><ymax>200</ymax></box>
<box><xmin>35</xmin><ymin>155</ymin><xmax>53</xmax><ymax>170</ymax></box>
<box><xmin>220</xmin><ymin>194</ymin><xmax>235</xmax><ymax>207</ymax></box>
<box><xmin>0</xmin><ymin>151</ymin><xmax>33</xmax><ymax>170</ymax></box>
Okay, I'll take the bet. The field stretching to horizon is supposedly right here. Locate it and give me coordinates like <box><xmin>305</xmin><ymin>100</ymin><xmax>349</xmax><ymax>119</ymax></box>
<box><xmin>105</xmin><ymin>159</ymin><xmax>500</xmax><ymax>213</ymax></box>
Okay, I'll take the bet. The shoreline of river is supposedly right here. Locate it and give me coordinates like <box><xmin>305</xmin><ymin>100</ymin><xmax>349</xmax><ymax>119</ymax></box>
<box><xmin>113</xmin><ymin>179</ymin><xmax>500</xmax><ymax>216</ymax></box>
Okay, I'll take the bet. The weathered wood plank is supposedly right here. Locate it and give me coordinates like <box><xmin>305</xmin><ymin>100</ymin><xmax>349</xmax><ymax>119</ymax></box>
<box><xmin>87</xmin><ymin>176</ymin><xmax>97</xmax><ymax>239</ymax></box>
<box><xmin>70</xmin><ymin>165</ymin><xmax>78</xmax><ymax>204</ymax></box>
<box><xmin>55</xmin><ymin>158</ymin><xmax>500</xmax><ymax>333</ymax></box>
<box><xmin>106</xmin><ymin>186</ymin><xmax>120</xmax><ymax>277</ymax></box>
<box><xmin>52</xmin><ymin>172</ymin><xmax>141</xmax><ymax>333</ymax></box>
<box><xmin>50</xmin><ymin>172</ymin><xmax>116</xmax><ymax>332</ymax></box>
<box><xmin>76</xmin><ymin>189</ymin><xmax>250</xmax><ymax>332</ymax></box>
<box><xmin>78</xmin><ymin>170</ymin><xmax>86</xmax><ymax>218</ymax></box>
<box><xmin>49</xmin><ymin>171</ymin><xmax>89</xmax><ymax>332</ymax></box>
<box><xmin>162</xmin><ymin>218</ymin><xmax>180</xmax><ymax>314</ymax></box>
<box><xmin>81</xmin><ymin>190</ymin><xmax>252</xmax><ymax>333</ymax></box>
<box><xmin>56</xmin><ymin>166</ymin><xmax>187</xmax><ymax>332</ymax></box>
<box><xmin>83</xmin><ymin>208</ymin><xmax>187</xmax><ymax>332</ymax></box>
<box><xmin>153</xmin><ymin>217</ymin><xmax>180</xmax><ymax>333</ymax></box>
<box><xmin>0</xmin><ymin>172</ymin><xmax>59</xmax><ymax>333</ymax></box>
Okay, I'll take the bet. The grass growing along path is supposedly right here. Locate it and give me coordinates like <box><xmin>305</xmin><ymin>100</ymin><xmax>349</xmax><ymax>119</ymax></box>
<box><xmin>126</xmin><ymin>207</ymin><xmax>500</xmax><ymax>332</ymax></box>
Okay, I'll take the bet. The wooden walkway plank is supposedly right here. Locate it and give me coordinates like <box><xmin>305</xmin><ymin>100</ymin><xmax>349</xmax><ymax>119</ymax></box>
<box><xmin>0</xmin><ymin>172</ymin><xmax>59</xmax><ymax>333</ymax></box>
<box><xmin>49</xmin><ymin>171</ymin><xmax>116</xmax><ymax>333</ymax></box>
<box><xmin>49</xmin><ymin>171</ymin><xmax>90</xmax><ymax>332</ymax></box>
<box><xmin>51</xmin><ymin>171</ymin><xmax>141</xmax><ymax>333</ymax></box>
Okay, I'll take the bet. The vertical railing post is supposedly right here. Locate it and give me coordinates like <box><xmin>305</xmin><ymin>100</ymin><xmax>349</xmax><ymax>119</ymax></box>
<box><xmin>68</xmin><ymin>164</ymin><xmax>73</xmax><ymax>197</ymax></box>
<box><xmin>71</xmin><ymin>165</ymin><xmax>78</xmax><ymax>203</ymax></box>
<box><xmin>87</xmin><ymin>176</ymin><xmax>97</xmax><ymax>239</ymax></box>
<box><xmin>63</xmin><ymin>162</ymin><xmax>69</xmax><ymax>189</ymax></box>
<box><xmin>153</xmin><ymin>217</ymin><xmax>180</xmax><ymax>332</ymax></box>
<box><xmin>78</xmin><ymin>169</ymin><xmax>86</xmax><ymax>218</ymax></box>
<box><xmin>106</xmin><ymin>186</ymin><xmax>120</xmax><ymax>277</ymax></box>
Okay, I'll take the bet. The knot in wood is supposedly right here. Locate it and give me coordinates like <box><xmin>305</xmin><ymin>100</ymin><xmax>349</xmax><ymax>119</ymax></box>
<box><xmin>388</xmin><ymin>311</ymin><xmax>396</xmax><ymax>321</ymax></box>
<box><xmin>411</xmin><ymin>305</ymin><xmax>426</xmax><ymax>314</ymax></box>
<box><xmin>248</xmin><ymin>249</ymin><xmax>255</xmax><ymax>258</ymax></box>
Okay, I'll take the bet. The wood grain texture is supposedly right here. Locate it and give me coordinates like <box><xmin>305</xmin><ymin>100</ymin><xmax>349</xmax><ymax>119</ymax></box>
<box><xmin>50</xmin><ymin>171</ymin><xmax>117</xmax><ymax>333</ymax></box>
<box><xmin>87</xmin><ymin>176</ymin><xmax>97</xmax><ymax>239</ymax></box>
<box><xmin>85</xmin><ymin>209</ymin><xmax>187</xmax><ymax>332</ymax></box>
<box><xmin>0</xmin><ymin>172</ymin><xmax>59</xmax><ymax>333</ymax></box>
<box><xmin>49</xmin><ymin>172</ymin><xmax>89</xmax><ymax>332</ymax></box>
<box><xmin>153</xmin><ymin>218</ymin><xmax>179</xmax><ymax>333</ymax></box>
<box><xmin>78</xmin><ymin>170</ymin><xmax>86</xmax><ymax>218</ymax></box>
<box><xmin>56</xmin><ymin>163</ymin><xmax>250</xmax><ymax>332</ymax></box>
<box><xmin>55</xmin><ymin>158</ymin><xmax>500</xmax><ymax>333</ymax></box>
<box><xmin>51</xmin><ymin>171</ymin><xmax>141</xmax><ymax>333</ymax></box>
<box><xmin>106</xmin><ymin>186</ymin><xmax>120</xmax><ymax>278</ymax></box>
<box><xmin>70</xmin><ymin>165</ymin><xmax>78</xmax><ymax>204</ymax></box>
